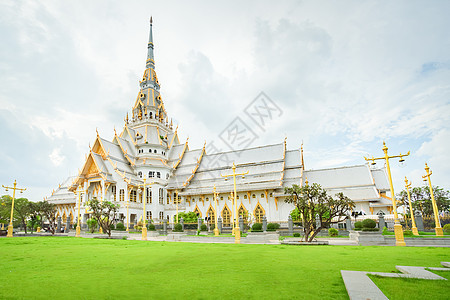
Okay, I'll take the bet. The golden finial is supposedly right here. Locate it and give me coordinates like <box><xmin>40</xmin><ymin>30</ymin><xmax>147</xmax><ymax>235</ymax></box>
<box><xmin>305</xmin><ymin>176</ymin><xmax>309</xmax><ymax>186</ymax></box>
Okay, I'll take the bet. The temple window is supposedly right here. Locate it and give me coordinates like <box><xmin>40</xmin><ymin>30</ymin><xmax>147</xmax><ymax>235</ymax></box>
<box><xmin>147</xmin><ymin>188</ymin><xmax>152</xmax><ymax>204</ymax></box>
<box><xmin>138</xmin><ymin>171</ymin><xmax>142</xmax><ymax>178</ymax></box>
<box><xmin>119</xmin><ymin>189</ymin><xmax>124</xmax><ymax>201</ymax></box>
<box><xmin>222</xmin><ymin>206</ymin><xmax>231</xmax><ymax>227</ymax></box>
<box><xmin>154</xmin><ymin>150</ymin><xmax>157</xmax><ymax>153</ymax></box>
<box><xmin>149</xmin><ymin>149</ymin><xmax>152</xmax><ymax>153</ymax></box>
<box><xmin>146</xmin><ymin>211</ymin><xmax>152</xmax><ymax>220</ymax></box>
<box><xmin>149</xmin><ymin>171</ymin><xmax>155</xmax><ymax>178</ymax></box>
<box><xmin>261</xmin><ymin>193</ymin><xmax>264</xmax><ymax>198</ymax></box>
<box><xmin>269</xmin><ymin>192</ymin><xmax>273</xmax><ymax>197</ymax></box>
<box><xmin>157</xmin><ymin>172</ymin><xmax>161</xmax><ymax>178</ymax></box>
<box><xmin>159</xmin><ymin>211</ymin><xmax>163</xmax><ymax>220</ymax></box>
<box><xmin>112</xmin><ymin>186</ymin><xmax>116</xmax><ymax>201</ymax></box>
<box><xmin>244</xmin><ymin>194</ymin><xmax>248</xmax><ymax>199</ymax></box>
<box><xmin>252</xmin><ymin>194</ymin><xmax>256</xmax><ymax>198</ymax></box>
<box><xmin>166</xmin><ymin>174</ymin><xmax>169</xmax><ymax>179</ymax></box>
<box><xmin>254</xmin><ymin>203</ymin><xmax>264</xmax><ymax>223</ymax></box>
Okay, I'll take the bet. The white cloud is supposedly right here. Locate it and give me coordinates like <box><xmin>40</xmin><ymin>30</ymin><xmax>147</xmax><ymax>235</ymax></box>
<box><xmin>49</xmin><ymin>148</ymin><xmax>65</xmax><ymax>166</ymax></box>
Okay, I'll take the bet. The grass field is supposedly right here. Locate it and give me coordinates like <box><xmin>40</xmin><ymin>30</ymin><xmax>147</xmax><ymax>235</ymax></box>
<box><xmin>0</xmin><ymin>237</ymin><xmax>449</xmax><ymax>299</ymax></box>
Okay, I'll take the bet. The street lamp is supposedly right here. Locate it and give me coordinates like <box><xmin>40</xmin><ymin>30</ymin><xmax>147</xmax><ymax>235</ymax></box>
<box><xmin>404</xmin><ymin>177</ymin><xmax>419</xmax><ymax>236</ymax></box>
<box><xmin>422</xmin><ymin>163</ymin><xmax>443</xmax><ymax>236</ymax></box>
<box><xmin>2</xmin><ymin>180</ymin><xmax>26</xmax><ymax>237</ymax></box>
<box><xmin>137</xmin><ymin>178</ymin><xmax>155</xmax><ymax>241</ymax></box>
<box><xmin>74</xmin><ymin>185</ymin><xmax>83</xmax><ymax>237</ymax></box>
<box><xmin>364</xmin><ymin>142</ymin><xmax>409</xmax><ymax>246</ymax></box>
<box><xmin>213</xmin><ymin>184</ymin><xmax>220</xmax><ymax>236</ymax></box>
<box><xmin>221</xmin><ymin>162</ymin><xmax>248</xmax><ymax>244</ymax></box>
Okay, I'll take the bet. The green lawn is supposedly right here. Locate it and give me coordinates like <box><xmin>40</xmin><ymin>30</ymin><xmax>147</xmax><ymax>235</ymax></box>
<box><xmin>0</xmin><ymin>237</ymin><xmax>449</xmax><ymax>299</ymax></box>
<box><xmin>369</xmin><ymin>270</ymin><xmax>450</xmax><ymax>300</ymax></box>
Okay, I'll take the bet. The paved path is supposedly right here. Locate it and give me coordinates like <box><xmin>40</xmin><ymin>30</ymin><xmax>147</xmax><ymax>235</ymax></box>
<box><xmin>341</xmin><ymin>262</ymin><xmax>450</xmax><ymax>300</ymax></box>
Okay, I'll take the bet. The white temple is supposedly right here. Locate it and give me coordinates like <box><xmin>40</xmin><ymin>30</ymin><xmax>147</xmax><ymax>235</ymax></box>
<box><xmin>47</xmin><ymin>19</ymin><xmax>393</xmax><ymax>228</ymax></box>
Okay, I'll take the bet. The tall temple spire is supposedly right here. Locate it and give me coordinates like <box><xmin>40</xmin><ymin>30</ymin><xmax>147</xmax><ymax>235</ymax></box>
<box><xmin>146</xmin><ymin>16</ymin><xmax>155</xmax><ymax>69</ymax></box>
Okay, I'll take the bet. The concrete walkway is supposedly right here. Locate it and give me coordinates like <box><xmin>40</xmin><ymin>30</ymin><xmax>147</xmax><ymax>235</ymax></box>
<box><xmin>341</xmin><ymin>262</ymin><xmax>450</xmax><ymax>300</ymax></box>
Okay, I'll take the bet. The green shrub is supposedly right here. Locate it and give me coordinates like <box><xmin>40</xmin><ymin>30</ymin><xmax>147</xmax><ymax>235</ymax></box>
<box><xmin>86</xmin><ymin>218</ymin><xmax>97</xmax><ymax>233</ymax></box>
<box><xmin>122</xmin><ymin>236</ymin><xmax>127</xmax><ymax>240</ymax></box>
<box><xmin>173</xmin><ymin>223</ymin><xmax>183</xmax><ymax>232</ymax></box>
<box><xmin>328</xmin><ymin>228</ymin><xmax>338</xmax><ymax>237</ymax></box>
<box><xmin>110</xmin><ymin>223</ymin><xmax>115</xmax><ymax>230</ymax></box>
<box><xmin>200</xmin><ymin>224</ymin><xmax>207</xmax><ymax>231</ymax></box>
<box><xmin>116</xmin><ymin>222</ymin><xmax>125</xmax><ymax>231</ymax></box>
<box><xmin>148</xmin><ymin>224</ymin><xmax>156</xmax><ymax>231</ymax></box>
<box><xmin>443</xmin><ymin>224</ymin><xmax>450</xmax><ymax>233</ymax></box>
<box><xmin>403</xmin><ymin>230</ymin><xmax>413</xmax><ymax>236</ymax></box>
<box><xmin>251</xmin><ymin>223</ymin><xmax>263</xmax><ymax>232</ymax></box>
<box><xmin>210</xmin><ymin>224</ymin><xmax>215</xmax><ymax>230</ymax></box>
<box><xmin>362</xmin><ymin>228</ymin><xmax>379</xmax><ymax>232</ymax></box>
<box><xmin>362</xmin><ymin>219</ymin><xmax>376</xmax><ymax>229</ymax></box>
<box><xmin>354</xmin><ymin>221</ymin><xmax>363</xmax><ymax>229</ymax></box>
<box><xmin>293</xmin><ymin>232</ymin><xmax>301</xmax><ymax>237</ymax></box>
<box><xmin>382</xmin><ymin>226</ymin><xmax>391</xmax><ymax>235</ymax></box>
<box><xmin>267</xmin><ymin>223</ymin><xmax>280</xmax><ymax>231</ymax></box>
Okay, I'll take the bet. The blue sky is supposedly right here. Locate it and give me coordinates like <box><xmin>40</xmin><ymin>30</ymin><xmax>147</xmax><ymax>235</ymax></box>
<box><xmin>0</xmin><ymin>0</ymin><xmax>449</xmax><ymax>201</ymax></box>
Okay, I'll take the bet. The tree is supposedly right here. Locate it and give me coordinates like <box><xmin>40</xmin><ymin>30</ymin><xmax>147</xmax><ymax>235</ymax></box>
<box><xmin>397</xmin><ymin>185</ymin><xmax>450</xmax><ymax>217</ymax></box>
<box><xmin>284</xmin><ymin>183</ymin><xmax>355</xmax><ymax>242</ymax></box>
<box><xmin>12</xmin><ymin>198</ymin><xmax>33</xmax><ymax>234</ymax></box>
<box><xmin>87</xmin><ymin>198</ymin><xmax>120</xmax><ymax>237</ymax></box>
<box><xmin>0</xmin><ymin>195</ymin><xmax>13</xmax><ymax>224</ymax></box>
<box><xmin>40</xmin><ymin>201</ymin><xmax>57</xmax><ymax>235</ymax></box>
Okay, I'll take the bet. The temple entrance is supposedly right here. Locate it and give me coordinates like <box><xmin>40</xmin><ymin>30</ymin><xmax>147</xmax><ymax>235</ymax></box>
<box><xmin>254</xmin><ymin>203</ymin><xmax>265</xmax><ymax>223</ymax></box>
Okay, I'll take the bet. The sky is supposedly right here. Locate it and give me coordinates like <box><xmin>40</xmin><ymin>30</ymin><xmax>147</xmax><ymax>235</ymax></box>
<box><xmin>0</xmin><ymin>0</ymin><xmax>449</xmax><ymax>202</ymax></box>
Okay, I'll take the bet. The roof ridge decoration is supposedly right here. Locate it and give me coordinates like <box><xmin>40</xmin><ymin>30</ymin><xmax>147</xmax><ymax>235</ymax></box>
<box><xmin>173</xmin><ymin>138</ymin><xmax>189</xmax><ymax>169</ymax></box>
<box><xmin>183</xmin><ymin>141</ymin><xmax>206</xmax><ymax>187</ymax></box>
<box><xmin>169</xmin><ymin>125</ymin><xmax>179</xmax><ymax>149</ymax></box>
<box><xmin>113</xmin><ymin>135</ymin><xmax>135</xmax><ymax>166</ymax></box>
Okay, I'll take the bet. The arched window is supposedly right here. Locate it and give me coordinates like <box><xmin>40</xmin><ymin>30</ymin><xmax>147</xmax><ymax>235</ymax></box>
<box><xmin>119</xmin><ymin>189</ymin><xmax>124</xmax><ymax>201</ymax></box>
<box><xmin>157</xmin><ymin>172</ymin><xmax>161</xmax><ymax>178</ymax></box>
<box><xmin>159</xmin><ymin>211</ymin><xmax>164</xmax><ymax>220</ymax></box>
<box><xmin>146</xmin><ymin>211</ymin><xmax>152</xmax><ymax>220</ymax></box>
<box><xmin>131</xmin><ymin>190</ymin><xmax>137</xmax><ymax>202</ymax></box>
<box><xmin>112</xmin><ymin>186</ymin><xmax>116</xmax><ymax>201</ymax></box>
<box><xmin>149</xmin><ymin>171</ymin><xmax>155</xmax><ymax>178</ymax></box>
<box><xmin>166</xmin><ymin>174</ymin><xmax>169</xmax><ymax>179</ymax></box>
<box><xmin>222</xmin><ymin>206</ymin><xmax>231</xmax><ymax>227</ymax></box>
<box><xmin>254</xmin><ymin>203</ymin><xmax>265</xmax><ymax>223</ymax></box>
<box><xmin>159</xmin><ymin>188</ymin><xmax>164</xmax><ymax>204</ymax></box>
<box><xmin>207</xmin><ymin>207</ymin><xmax>215</xmax><ymax>226</ymax></box>
<box><xmin>252</xmin><ymin>194</ymin><xmax>256</xmax><ymax>198</ymax></box>
<box><xmin>154</xmin><ymin>149</ymin><xmax>157</xmax><ymax>153</ymax></box>
<box><xmin>138</xmin><ymin>171</ymin><xmax>142</xmax><ymax>178</ymax></box>
<box><xmin>238</xmin><ymin>204</ymin><xmax>248</xmax><ymax>226</ymax></box>
<box><xmin>149</xmin><ymin>149</ymin><xmax>152</xmax><ymax>153</ymax></box>
<box><xmin>146</xmin><ymin>188</ymin><xmax>152</xmax><ymax>204</ymax></box>
<box><xmin>149</xmin><ymin>112</ymin><xmax>153</xmax><ymax>119</ymax></box>
<box><xmin>194</xmin><ymin>206</ymin><xmax>202</xmax><ymax>218</ymax></box>
<box><xmin>244</xmin><ymin>194</ymin><xmax>248</xmax><ymax>199</ymax></box>
<box><xmin>261</xmin><ymin>193</ymin><xmax>265</xmax><ymax>198</ymax></box>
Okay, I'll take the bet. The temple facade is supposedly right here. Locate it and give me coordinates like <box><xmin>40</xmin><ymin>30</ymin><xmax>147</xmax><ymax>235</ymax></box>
<box><xmin>47</xmin><ymin>19</ymin><xmax>393</xmax><ymax>228</ymax></box>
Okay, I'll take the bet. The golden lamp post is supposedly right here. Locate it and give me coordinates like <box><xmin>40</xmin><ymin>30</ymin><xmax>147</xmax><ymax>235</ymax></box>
<box><xmin>2</xmin><ymin>180</ymin><xmax>26</xmax><ymax>237</ymax></box>
<box><xmin>75</xmin><ymin>185</ymin><xmax>83</xmax><ymax>237</ymax></box>
<box><xmin>213</xmin><ymin>185</ymin><xmax>220</xmax><ymax>236</ymax></box>
<box><xmin>137</xmin><ymin>178</ymin><xmax>155</xmax><ymax>241</ymax></box>
<box><xmin>422</xmin><ymin>163</ymin><xmax>443</xmax><ymax>236</ymax></box>
<box><xmin>404</xmin><ymin>177</ymin><xmax>419</xmax><ymax>236</ymax></box>
<box><xmin>221</xmin><ymin>163</ymin><xmax>248</xmax><ymax>244</ymax></box>
<box><xmin>365</xmin><ymin>142</ymin><xmax>409</xmax><ymax>246</ymax></box>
